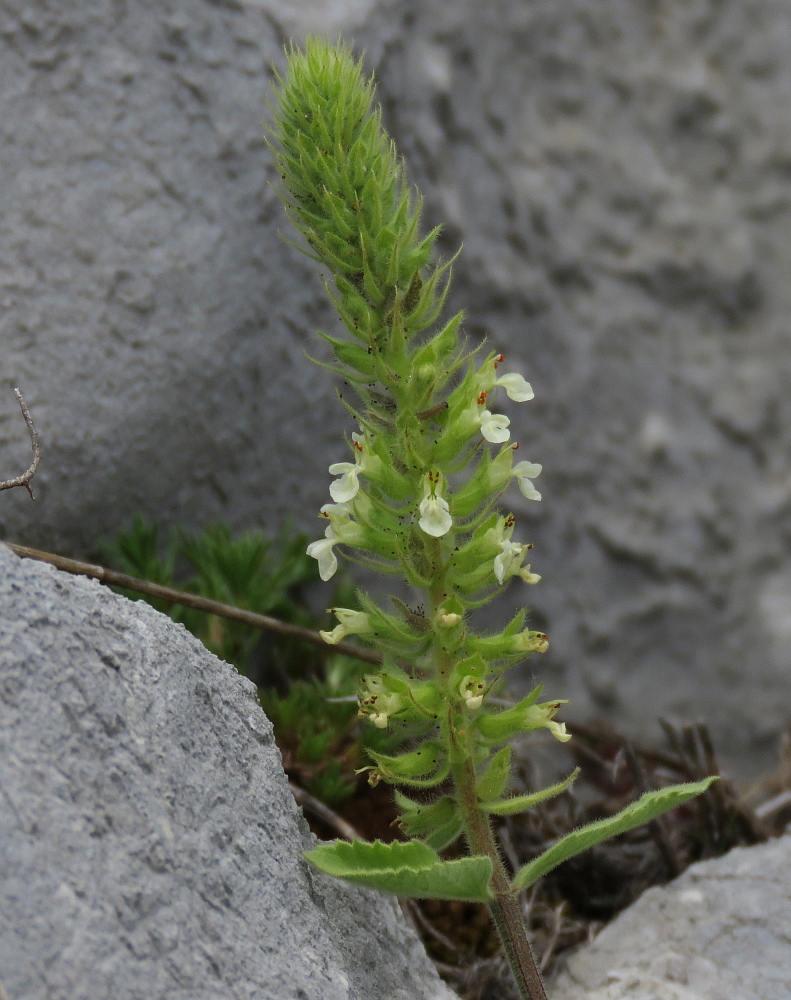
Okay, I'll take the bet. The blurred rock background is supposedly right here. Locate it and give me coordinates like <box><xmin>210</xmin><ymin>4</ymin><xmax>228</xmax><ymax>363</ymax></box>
<box><xmin>2</xmin><ymin>0</ymin><xmax>791</xmax><ymax>780</ymax></box>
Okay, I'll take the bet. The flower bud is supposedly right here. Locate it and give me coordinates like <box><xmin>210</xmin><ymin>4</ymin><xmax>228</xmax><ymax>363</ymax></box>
<box><xmin>319</xmin><ymin>608</ymin><xmax>372</xmax><ymax>645</ymax></box>
<box><xmin>510</xmin><ymin>629</ymin><xmax>549</xmax><ymax>655</ymax></box>
<box><xmin>438</xmin><ymin>611</ymin><xmax>461</xmax><ymax>629</ymax></box>
<box><xmin>476</xmin><ymin>691</ymin><xmax>568</xmax><ymax>744</ymax></box>
<box><xmin>417</xmin><ymin>363</ymin><xmax>436</xmax><ymax>384</ymax></box>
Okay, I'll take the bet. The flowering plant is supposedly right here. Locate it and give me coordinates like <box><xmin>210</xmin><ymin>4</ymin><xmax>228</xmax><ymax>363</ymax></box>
<box><xmin>269</xmin><ymin>39</ymin><xmax>713</xmax><ymax>1000</ymax></box>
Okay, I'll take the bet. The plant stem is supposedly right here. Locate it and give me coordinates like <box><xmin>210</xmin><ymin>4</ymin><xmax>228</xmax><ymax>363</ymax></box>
<box><xmin>453</xmin><ymin>756</ymin><xmax>548</xmax><ymax>1000</ymax></box>
<box><xmin>428</xmin><ymin>508</ymin><xmax>546</xmax><ymax>997</ymax></box>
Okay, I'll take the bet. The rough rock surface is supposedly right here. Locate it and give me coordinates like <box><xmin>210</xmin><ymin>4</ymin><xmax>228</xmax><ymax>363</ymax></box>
<box><xmin>0</xmin><ymin>543</ymin><xmax>457</xmax><ymax>1000</ymax></box>
<box><xmin>2</xmin><ymin>0</ymin><xmax>791</xmax><ymax>777</ymax></box>
<box><xmin>549</xmin><ymin>834</ymin><xmax>791</xmax><ymax>1000</ymax></box>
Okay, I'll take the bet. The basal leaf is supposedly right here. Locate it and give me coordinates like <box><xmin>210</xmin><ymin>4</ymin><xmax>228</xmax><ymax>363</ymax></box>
<box><xmin>512</xmin><ymin>777</ymin><xmax>717</xmax><ymax>892</ymax></box>
<box><xmin>305</xmin><ymin>838</ymin><xmax>493</xmax><ymax>902</ymax></box>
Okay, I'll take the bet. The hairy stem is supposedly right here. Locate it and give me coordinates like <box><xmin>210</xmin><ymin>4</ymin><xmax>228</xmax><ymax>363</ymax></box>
<box><xmin>428</xmin><ymin>538</ymin><xmax>546</xmax><ymax>996</ymax></box>
<box><xmin>452</xmin><ymin>756</ymin><xmax>547</xmax><ymax>1000</ymax></box>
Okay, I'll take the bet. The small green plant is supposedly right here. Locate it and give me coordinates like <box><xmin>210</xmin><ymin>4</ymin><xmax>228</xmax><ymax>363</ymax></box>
<box><xmin>269</xmin><ymin>39</ymin><xmax>714</xmax><ymax>1000</ymax></box>
<box><xmin>101</xmin><ymin>514</ymin><xmax>319</xmax><ymax>670</ymax></box>
<box><xmin>102</xmin><ymin>515</ymin><xmax>382</xmax><ymax>806</ymax></box>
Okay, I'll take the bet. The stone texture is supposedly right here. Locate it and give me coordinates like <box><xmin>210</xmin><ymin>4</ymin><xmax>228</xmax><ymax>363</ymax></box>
<box><xmin>0</xmin><ymin>542</ymin><xmax>457</xmax><ymax>1000</ymax></box>
<box><xmin>549</xmin><ymin>835</ymin><xmax>791</xmax><ymax>1000</ymax></box>
<box><xmin>2</xmin><ymin>0</ymin><xmax>791</xmax><ymax>777</ymax></box>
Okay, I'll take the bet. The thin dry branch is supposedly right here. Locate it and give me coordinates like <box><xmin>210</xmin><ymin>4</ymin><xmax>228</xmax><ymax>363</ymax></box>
<box><xmin>6</xmin><ymin>543</ymin><xmax>382</xmax><ymax>666</ymax></box>
<box><xmin>0</xmin><ymin>388</ymin><xmax>40</xmax><ymax>498</ymax></box>
<box><xmin>288</xmin><ymin>782</ymin><xmax>361</xmax><ymax>841</ymax></box>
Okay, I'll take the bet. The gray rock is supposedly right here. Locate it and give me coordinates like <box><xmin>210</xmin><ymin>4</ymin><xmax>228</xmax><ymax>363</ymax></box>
<box><xmin>0</xmin><ymin>542</ymin><xmax>457</xmax><ymax>1000</ymax></box>
<box><xmin>548</xmin><ymin>835</ymin><xmax>791</xmax><ymax>1000</ymax></box>
<box><xmin>2</xmin><ymin>0</ymin><xmax>791</xmax><ymax>778</ymax></box>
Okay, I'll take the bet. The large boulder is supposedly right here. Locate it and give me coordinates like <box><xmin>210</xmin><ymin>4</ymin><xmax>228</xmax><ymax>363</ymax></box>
<box><xmin>550</xmin><ymin>834</ymin><xmax>791</xmax><ymax>1000</ymax></box>
<box><xmin>0</xmin><ymin>543</ymin><xmax>457</xmax><ymax>1000</ymax></box>
<box><xmin>2</xmin><ymin>0</ymin><xmax>791</xmax><ymax>777</ymax></box>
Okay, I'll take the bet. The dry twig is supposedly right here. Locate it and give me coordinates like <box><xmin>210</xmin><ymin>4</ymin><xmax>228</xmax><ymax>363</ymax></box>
<box><xmin>406</xmin><ymin>900</ymin><xmax>464</xmax><ymax>960</ymax></box>
<box><xmin>287</xmin><ymin>782</ymin><xmax>361</xmax><ymax>841</ymax></box>
<box><xmin>0</xmin><ymin>388</ymin><xmax>40</xmax><ymax>498</ymax></box>
<box><xmin>6</xmin><ymin>543</ymin><xmax>381</xmax><ymax>665</ymax></box>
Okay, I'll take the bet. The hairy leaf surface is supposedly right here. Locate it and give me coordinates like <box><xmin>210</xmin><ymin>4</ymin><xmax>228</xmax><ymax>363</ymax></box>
<box><xmin>512</xmin><ymin>777</ymin><xmax>717</xmax><ymax>892</ymax></box>
<box><xmin>306</xmin><ymin>838</ymin><xmax>494</xmax><ymax>901</ymax></box>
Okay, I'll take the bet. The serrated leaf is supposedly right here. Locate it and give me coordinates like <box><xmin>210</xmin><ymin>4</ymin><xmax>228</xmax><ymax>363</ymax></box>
<box><xmin>480</xmin><ymin>767</ymin><xmax>579</xmax><ymax>816</ymax></box>
<box><xmin>305</xmin><ymin>838</ymin><xmax>493</xmax><ymax>902</ymax></box>
<box><xmin>476</xmin><ymin>747</ymin><xmax>512</xmax><ymax>802</ymax></box>
<box><xmin>512</xmin><ymin>777</ymin><xmax>717</xmax><ymax>892</ymax></box>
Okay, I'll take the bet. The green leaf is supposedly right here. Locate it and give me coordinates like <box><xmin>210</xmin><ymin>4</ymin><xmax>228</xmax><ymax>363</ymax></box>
<box><xmin>511</xmin><ymin>777</ymin><xmax>717</xmax><ymax>892</ymax></box>
<box><xmin>393</xmin><ymin>792</ymin><xmax>463</xmax><ymax>849</ymax></box>
<box><xmin>367</xmin><ymin>739</ymin><xmax>451</xmax><ymax>788</ymax></box>
<box><xmin>317</xmin><ymin>331</ymin><xmax>379</xmax><ymax>376</ymax></box>
<box><xmin>476</xmin><ymin>747</ymin><xmax>512</xmax><ymax>802</ymax></box>
<box><xmin>394</xmin><ymin>792</ymin><xmax>458</xmax><ymax>835</ymax></box>
<box><xmin>305</xmin><ymin>838</ymin><xmax>493</xmax><ymax>902</ymax></box>
<box><xmin>423</xmin><ymin>815</ymin><xmax>464</xmax><ymax>853</ymax></box>
<box><xmin>480</xmin><ymin>768</ymin><xmax>579</xmax><ymax>816</ymax></box>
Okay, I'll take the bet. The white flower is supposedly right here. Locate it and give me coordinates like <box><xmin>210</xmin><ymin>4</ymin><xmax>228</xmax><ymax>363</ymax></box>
<box><xmin>493</xmin><ymin>539</ymin><xmax>526</xmax><ymax>584</ymax></box>
<box><xmin>512</xmin><ymin>460</ymin><xmax>542</xmax><ymax>501</ymax></box>
<box><xmin>320</xmin><ymin>501</ymin><xmax>352</xmax><ymax>521</ymax></box>
<box><xmin>419</xmin><ymin>492</ymin><xmax>452</xmax><ymax>537</ymax></box>
<box><xmin>418</xmin><ymin>472</ymin><xmax>453</xmax><ymax>537</ymax></box>
<box><xmin>459</xmin><ymin>675</ymin><xmax>485</xmax><ymax>711</ymax></box>
<box><xmin>307</xmin><ymin>525</ymin><xmax>339</xmax><ymax>581</ymax></box>
<box><xmin>479</xmin><ymin>409</ymin><xmax>511</xmax><ymax>444</ymax></box>
<box><xmin>495</xmin><ymin>372</ymin><xmax>534</xmax><ymax>402</ymax></box>
<box><xmin>548</xmin><ymin>720</ymin><xmax>571</xmax><ymax>743</ymax></box>
<box><xmin>358</xmin><ymin>674</ymin><xmax>407</xmax><ymax>729</ymax></box>
<box><xmin>328</xmin><ymin>462</ymin><xmax>360</xmax><ymax>502</ymax></box>
<box><xmin>327</xmin><ymin>431</ymin><xmax>378</xmax><ymax>503</ymax></box>
<box><xmin>319</xmin><ymin>608</ymin><xmax>372</xmax><ymax>645</ymax></box>
<box><xmin>311</xmin><ymin>501</ymin><xmax>369</xmax><ymax>580</ymax></box>
<box><xmin>493</xmin><ymin>537</ymin><xmax>541</xmax><ymax>587</ymax></box>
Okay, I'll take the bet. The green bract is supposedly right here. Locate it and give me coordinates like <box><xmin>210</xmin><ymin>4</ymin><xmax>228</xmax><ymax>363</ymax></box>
<box><xmin>269</xmin><ymin>38</ymin><xmax>715</xmax><ymax>1000</ymax></box>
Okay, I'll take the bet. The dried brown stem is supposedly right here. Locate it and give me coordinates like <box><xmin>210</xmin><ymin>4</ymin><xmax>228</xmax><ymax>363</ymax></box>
<box><xmin>623</xmin><ymin>739</ymin><xmax>681</xmax><ymax>878</ymax></box>
<box><xmin>6</xmin><ymin>543</ymin><xmax>381</xmax><ymax>665</ymax></box>
<box><xmin>287</xmin><ymin>782</ymin><xmax>362</xmax><ymax>841</ymax></box>
<box><xmin>0</xmin><ymin>388</ymin><xmax>40</xmax><ymax>498</ymax></box>
<box><xmin>539</xmin><ymin>902</ymin><xmax>566</xmax><ymax>974</ymax></box>
<box><xmin>405</xmin><ymin>899</ymin><xmax>464</xmax><ymax>959</ymax></box>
